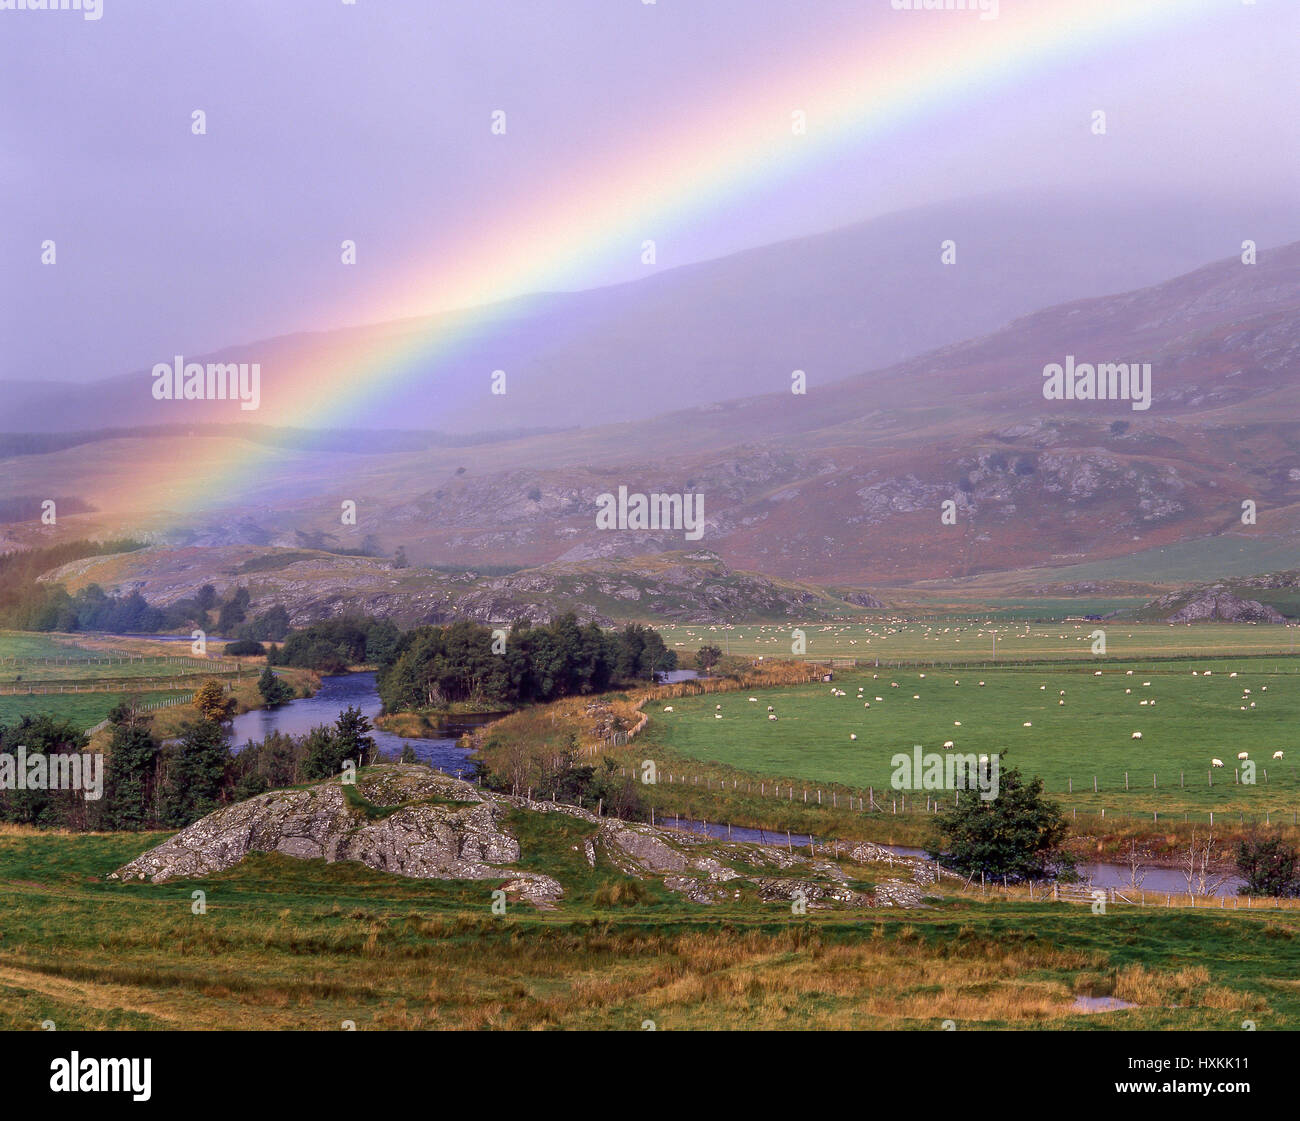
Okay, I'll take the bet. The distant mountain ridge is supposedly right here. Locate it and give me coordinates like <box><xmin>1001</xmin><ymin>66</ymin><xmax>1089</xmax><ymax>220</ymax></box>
<box><xmin>6</xmin><ymin>232</ymin><xmax>1300</xmax><ymax>588</ymax></box>
<box><xmin>6</xmin><ymin>190</ymin><xmax>1297</xmax><ymax>434</ymax></box>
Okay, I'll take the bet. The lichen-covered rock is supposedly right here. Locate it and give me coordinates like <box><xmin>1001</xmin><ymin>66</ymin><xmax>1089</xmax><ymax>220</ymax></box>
<box><xmin>109</xmin><ymin>765</ymin><xmax>931</xmax><ymax>912</ymax></box>
<box><xmin>110</xmin><ymin>765</ymin><xmax>540</xmax><ymax>891</ymax></box>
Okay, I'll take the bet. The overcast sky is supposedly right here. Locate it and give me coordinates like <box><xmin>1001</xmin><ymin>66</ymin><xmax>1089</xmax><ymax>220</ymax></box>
<box><xmin>1</xmin><ymin>0</ymin><xmax>1296</xmax><ymax>384</ymax></box>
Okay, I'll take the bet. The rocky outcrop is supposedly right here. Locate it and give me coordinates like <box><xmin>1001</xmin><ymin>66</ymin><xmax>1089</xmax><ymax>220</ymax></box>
<box><xmin>1145</xmin><ymin>584</ymin><xmax>1286</xmax><ymax>624</ymax></box>
<box><xmin>109</xmin><ymin>765</ymin><xmax>938</xmax><ymax>911</ymax></box>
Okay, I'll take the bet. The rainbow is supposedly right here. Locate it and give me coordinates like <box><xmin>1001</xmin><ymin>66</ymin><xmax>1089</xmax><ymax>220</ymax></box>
<box><xmin>165</xmin><ymin>0</ymin><xmax>1220</xmax><ymax>518</ymax></box>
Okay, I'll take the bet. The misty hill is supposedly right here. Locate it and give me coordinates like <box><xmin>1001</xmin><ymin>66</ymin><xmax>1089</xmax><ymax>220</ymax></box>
<box><xmin>6</xmin><ymin>191</ymin><xmax>1297</xmax><ymax>434</ymax></box>
<box><xmin>7</xmin><ymin>238</ymin><xmax>1300</xmax><ymax>589</ymax></box>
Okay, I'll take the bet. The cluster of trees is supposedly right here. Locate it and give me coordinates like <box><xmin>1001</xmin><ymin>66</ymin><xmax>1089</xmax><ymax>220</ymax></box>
<box><xmin>0</xmin><ymin>685</ymin><xmax>377</xmax><ymax>832</ymax></box>
<box><xmin>267</xmin><ymin>617</ymin><xmax>401</xmax><ymax>673</ymax></box>
<box><xmin>378</xmin><ymin>616</ymin><xmax>675</xmax><ymax>710</ymax></box>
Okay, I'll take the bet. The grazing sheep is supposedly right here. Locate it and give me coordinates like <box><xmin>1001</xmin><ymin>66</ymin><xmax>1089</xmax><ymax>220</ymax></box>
<box><xmin>1237</xmin><ymin>751</ymin><xmax>1249</xmax><ymax>760</ymax></box>
<box><xmin>767</xmin><ymin>705</ymin><xmax>774</xmax><ymax>712</ymax></box>
<box><xmin>768</xmin><ymin>714</ymin><xmax>778</xmax><ymax>721</ymax></box>
<box><xmin>978</xmin><ymin>681</ymin><xmax>985</xmax><ymax>687</ymax></box>
<box><xmin>943</xmin><ymin>740</ymin><xmax>955</xmax><ymax>748</ymax></box>
<box><xmin>1023</xmin><ymin>722</ymin><xmax>1033</xmax><ymax>727</ymax></box>
<box><xmin>663</xmin><ymin>706</ymin><xmax>674</xmax><ymax>712</ymax></box>
<box><xmin>1131</xmin><ymin>732</ymin><xmax>1142</xmax><ymax>739</ymax></box>
<box><xmin>850</xmin><ymin>734</ymin><xmax>857</xmax><ymax>741</ymax></box>
<box><xmin>748</xmin><ymin>697</ymin><xmax>758</xmax><ymax>702</ymax></box>
<box><xmin>1212</xmin><ymin>758</ymin><xmax>1224</xmax><ymax>768</ymax></box>
<box><xmin>954</xmin><ymin>721</ymin><xmax>962</xmax><ymax>727</ymax></box>
<box><xmin>714</xmin><ymin>713</ymin><xmax>723</xmax><ymax>719</ymax></box>
<box><xmin>1273</xmin><ymin>751</ymin><xmax>1284</xmax><ymax>760</ymax></box>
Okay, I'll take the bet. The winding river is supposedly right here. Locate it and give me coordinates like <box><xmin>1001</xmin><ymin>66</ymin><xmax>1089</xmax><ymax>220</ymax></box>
<box><xmin>228</xmin><ymin>672</ymin><xmax>491</xmax><ymax>776</ymax></box>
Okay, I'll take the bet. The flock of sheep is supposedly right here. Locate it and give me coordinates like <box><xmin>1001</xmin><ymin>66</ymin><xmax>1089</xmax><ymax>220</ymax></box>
<box><xmin>660</xmin><ymin>666</ymin><xmax>1289</xmax><ymax>771</ymax></box>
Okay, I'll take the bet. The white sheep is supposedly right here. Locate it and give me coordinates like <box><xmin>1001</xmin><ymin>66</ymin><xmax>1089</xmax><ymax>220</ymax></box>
<box><xmin>1131</xmin><ymin>732</ymin><xmax>1142</xmax><ymax>739</ymax></box>
<box><xmin>1273</xmin><ymin>750</ymin><xmax>1283</xmax><ymax>760</ymax></box>
<box><xmin>850</xmin><ymin>734</ymin><xmax>857</xmax><ymax>741</ymax></box>
<box><xmin>663</xmin><ymin>706</ymin><xmax>674</xmax><ymax>712</ymax></box>
<box><xmin>1237</xmin><ymin>751</ymin><xmax>1249</xmax><ymax>760</ymax></box>
<box><xmin>767</xmin><ymin>705</ymin><xmax>774</xmax><ymax>711</ymax></box>
<box><xmin>943</xmin><ymin>740</ymin><xmax>955</xmax><ymax>748</ymax></box>
<box><xmin>748</xmin><ymin>697</ymin><xmax>758</xmax><ymax>702</ymax></box>
<box><xmin>714</xmin><ymin>713</ymin><xmax>723</xmax><ymax>720</ymax></box>
<box><xmin>768</xmin><ymin>714</ymin><xmax>778</xmax><ymax>721</ymax></box>
<box><xmin>1211</xmin><ymin>758</ymin><xmax>1224</xmax><ymax>768</ymax></box>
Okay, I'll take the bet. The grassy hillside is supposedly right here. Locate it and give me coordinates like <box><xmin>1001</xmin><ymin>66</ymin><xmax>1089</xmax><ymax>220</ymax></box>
<box><xmin>0</xmin><ymin>824</ymin><xmax>1291</xmax><ymax>1030</ymax></box>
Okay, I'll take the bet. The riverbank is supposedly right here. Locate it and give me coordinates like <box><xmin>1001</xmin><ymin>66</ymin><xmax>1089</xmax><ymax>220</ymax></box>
<box><xmin>376</xmin><ymin>704</ymin><xmax>513</xmax><ymax>739</ymax></box>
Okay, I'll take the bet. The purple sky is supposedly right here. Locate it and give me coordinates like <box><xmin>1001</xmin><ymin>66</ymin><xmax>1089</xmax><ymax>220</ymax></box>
<box><xmin>2</xmin><ymin>0</ymin><xmax>1297</xmax><ymax>386</ymax></box>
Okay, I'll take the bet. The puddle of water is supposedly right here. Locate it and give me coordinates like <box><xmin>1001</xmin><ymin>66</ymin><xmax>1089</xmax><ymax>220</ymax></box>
<box><xmin>1071</xmin><ymin>995</ymin><xmax>1136</xmax><ymax>1013</ymax></box>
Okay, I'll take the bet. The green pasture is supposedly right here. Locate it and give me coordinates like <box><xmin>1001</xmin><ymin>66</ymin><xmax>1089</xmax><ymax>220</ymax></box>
<box><xmin>659</xmin><ymin>621</ymin><xmax>1300</xmax><ymax>663</ymax></box>
<box><xmin>0</xmin><ymin>691</ymin><xmax>194</xmax><ymax>731</ymax></box>
<box><xmin>647</xmin><ymin>661</ymin><xmax>1300</xmax><ymax>818</ymax></box>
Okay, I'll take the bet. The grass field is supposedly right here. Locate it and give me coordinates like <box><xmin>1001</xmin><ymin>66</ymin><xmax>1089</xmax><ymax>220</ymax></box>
<box><xmin>0</xmin><ymin>691</ymin><xmax>195</xmax><ymax>731</ymax></box>
<box><xmin>0</xmin><ymin>631</ymin><xmax>121</xmax><ymax>662</ymax></box>
<box><xmin>0</xmin><ymin>822</ymin><xmax>1294</xmax><ymax>1030</ymax></box>
<box><xmin>660</xmin><ymin>621</ymin><xmax>1300</xmax><ymax>663</ymax></box>
<box><xmin>642</xmin><ymin>661</ymin><xmax>1300</xmax><ymax>823</ymax></box>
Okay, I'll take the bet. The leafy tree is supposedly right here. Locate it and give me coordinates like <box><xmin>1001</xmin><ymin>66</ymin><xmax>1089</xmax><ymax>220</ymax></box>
<box><xmin>927</xmin><ymin>762</ymin><xmax>1072</xmax><ymax>882</ymax></box>
<box><xmin>193</xmin><ymin>680</ymin><xmax>235</xmax><ymax>724</ymax></box>
<box><xmin>1236</xmin><ymin>836</ymin><xmax>1300</xmax><ymax>897</ymax></box>
<box><xmin>159</xmin><ymin>720</ymin><xmax>229</xmax><ymax>826</ymax></box>
<box><xmin>695</xmin><ymin>644</ymin><xmax>723</xmax><ymax>672</ymax></box>
<box><xmin>302</xmin><ymin>726</ymin><xmax>344</xmax><ymax>781</ymax></box>
<box><xmin>334</xmin><ymin>706</ymin><xmax>377</xmax><ymax>768</ymax></box>
<box><xmin>104</xmin><ymin>702</ymin><xmax>161</xmax><ymax>829</ymax></box>
<box><xmin>257</xmin><ymin>666</ymin><xmax>294</xmax><ymax>706</ymax></box>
